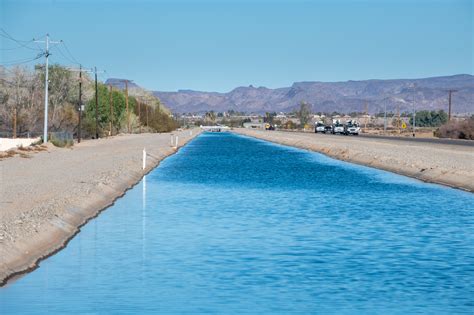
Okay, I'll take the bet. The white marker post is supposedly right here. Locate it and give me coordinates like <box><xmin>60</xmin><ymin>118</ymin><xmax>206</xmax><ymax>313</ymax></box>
<box><xmin>175</xmin><ymin>136</ymin><xmax>179</xmax><ymax>148</ymax></box>
<box><xmin>142</xmin><ymin>148</ymin><xmax>146</xmax><ymax>170</ymax></box>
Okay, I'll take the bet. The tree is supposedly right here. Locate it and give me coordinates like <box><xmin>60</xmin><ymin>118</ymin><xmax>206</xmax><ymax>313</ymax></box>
<box><xmin>296</xmin><ymin>101</ymin><xmax>312</xmax><ymax>127</ymax></box>
<box><xmin>37</xmin><ymin>64</ymin><xmax>79</xmax><ymax>132</ymax></box>
<box><xmin>264</xmin><ymin>112</ymin><xmax>277</xmax><ymax>124</ymax></box>
<box><xmin>205</xmin><ymin>111</ymin><xmax>216</xmax><ymax>124</ymax></box>
<box><xmin>0</xmin><ymin>66</ymin><xmax>44</xmax><ymax>137</ymax></box>
<box><xmin>410</xmin><ymin>110</ymin><xmax>448</xmax><ymax>127</ymax></box>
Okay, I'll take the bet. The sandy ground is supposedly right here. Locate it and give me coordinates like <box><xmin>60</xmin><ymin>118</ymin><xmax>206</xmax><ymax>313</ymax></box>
<box><xmin>0</xmin><ymin>129</ymin><xmax>200</xmax><ymax>285</ymax></box>
<box><xmin>234</xmin><ymin>129</ymin><xmax>474</xmax><ymax>192</ymax></box>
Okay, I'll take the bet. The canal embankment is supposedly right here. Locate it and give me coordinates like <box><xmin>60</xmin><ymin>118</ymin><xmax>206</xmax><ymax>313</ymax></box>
<box><xmin>0</xmin><ymin>129</ymin><xmax>201</xmax><ymax>286</ymax></box>
<box><xmin>233</xmin><ymin>128</ymin><xmax>474</xmax><ymax>193</ymax></box>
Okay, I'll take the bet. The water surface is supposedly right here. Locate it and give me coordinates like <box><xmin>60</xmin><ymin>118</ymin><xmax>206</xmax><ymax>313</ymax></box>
<box><xmin>1</xmin><ymin>132</ymin><xmax>473</xmax><ymax>314</ymax></box>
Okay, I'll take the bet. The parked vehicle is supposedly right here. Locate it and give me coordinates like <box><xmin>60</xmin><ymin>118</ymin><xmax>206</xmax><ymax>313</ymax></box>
<box><xmin>265</xmin><ymin>123</ymin><xmax>275</xmax><ymax>130</ymax></box>
<box><xmin>314</xmin><ymin>121</ymin><xmax>325</xmax><ymax>133</ymax></box>
<box><xmin>332</xmin><ymin>120</ymin><xmax>345</xmax><ymax>134</ymax></box>
<box><xmin>344</xmin><ymin>120</ymin><xmax>361</xmax><ymax>135</ymax></box>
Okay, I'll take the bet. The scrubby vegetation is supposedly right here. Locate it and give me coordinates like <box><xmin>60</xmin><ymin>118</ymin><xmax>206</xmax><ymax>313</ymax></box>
<box><xmin>409</xmin><ymin>110</ymin><xmax>448</xmax><ymax>127</ymax></box>
<box><xmin>1</xmin><ymin>64</ymin><xmax>178</xmax><ymax>141</ymax></box>
<box><xmin>435</xmin><ymin>117</ymin><xmax>474</xmax><ymax>140</ymax></box>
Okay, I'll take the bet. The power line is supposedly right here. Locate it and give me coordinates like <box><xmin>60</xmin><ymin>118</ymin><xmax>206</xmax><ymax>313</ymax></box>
<box><xmin>0</xmin><ymin>53</ymin><xmax>45</xmax><ymax>66</ymax></box>
<box><xmin>61</xmin><ymin>41</ymin><xmax>80</xmax><ymax>65</ymax></box>
<box><xmin>0</xmin><ymin>28</ymin><xmax>44</xmax><ymax>51</ymax></box>
<box><xmin>51</xmin><ymin>44</ymin><xmax>79</xmax><ymax>65</ymax></box>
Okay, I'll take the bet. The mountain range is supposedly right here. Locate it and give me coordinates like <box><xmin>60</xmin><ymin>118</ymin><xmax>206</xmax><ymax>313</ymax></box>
<box><xmin>151</xmin><ymin>74</ymin><xmax>473</xmax><ymax>114</ymax></box>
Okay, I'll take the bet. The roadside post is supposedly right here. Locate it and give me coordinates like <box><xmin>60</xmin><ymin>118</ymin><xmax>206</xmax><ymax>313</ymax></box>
<box><xmin>142</xmin><ymin>148</ymin><xmax>146</xmax><ymax>170</ymax></box>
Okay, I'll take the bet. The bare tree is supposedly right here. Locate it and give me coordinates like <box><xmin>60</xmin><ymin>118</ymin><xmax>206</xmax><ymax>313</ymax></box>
<box><xmin>2</xmin><ymin>66</ymin><xmax>31</xmax><ymax>137</ymax></box>
<box><xmin>296</xmin><ymin>101</ymin><xmax>312</xmax><ymax>127</ymax></box>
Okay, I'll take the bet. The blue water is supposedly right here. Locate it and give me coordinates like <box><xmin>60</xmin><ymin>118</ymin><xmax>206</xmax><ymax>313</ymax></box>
<box><xmin>1</xmin><ymin>132</ymin><xmax>473</xmax><ymax>314</ymax></box>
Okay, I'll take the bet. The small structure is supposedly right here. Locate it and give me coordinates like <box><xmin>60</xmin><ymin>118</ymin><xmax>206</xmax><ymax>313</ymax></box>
<box><xmin>200</xmin><ymin>125</ymin><xmax>230</xmax><ymax>132</ymax></box>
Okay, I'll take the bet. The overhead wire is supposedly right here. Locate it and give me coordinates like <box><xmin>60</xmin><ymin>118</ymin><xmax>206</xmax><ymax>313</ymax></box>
<box><xmin>0</xmin><ymin>53</ymin><xmax>45</xmax><ymax>66</ymax></box>
<box><xmin>0</xmin><ymin>28</ymin><xmax>44</xmax><ymax>51</ymax></box>
<box><xmin>51</xmin><ymin>44</ymin><xmax>79</xmax><ymax>66</ymax></box>
<box><xmin>61</xmin><ymin>41</ymin><xmax>81</xmax><ymax>65</ymax></box>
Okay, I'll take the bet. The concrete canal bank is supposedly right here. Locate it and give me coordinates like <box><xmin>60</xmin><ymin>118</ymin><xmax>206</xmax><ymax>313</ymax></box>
<box><xmin>0</xmin><ymin>129</ymin><xmax>201</xmax><ymax>285</ymax></box>
<box><xmin>233</xmin><ymin>128</ymin><xmax>474</xmax><ymax>193</ymax></box>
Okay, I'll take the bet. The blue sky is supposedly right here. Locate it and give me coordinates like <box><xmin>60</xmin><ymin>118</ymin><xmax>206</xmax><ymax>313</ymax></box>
<box><xmin>1</xmin><ymin>0</ymin><xmax>472</xmax><ymax>92</ymax></box>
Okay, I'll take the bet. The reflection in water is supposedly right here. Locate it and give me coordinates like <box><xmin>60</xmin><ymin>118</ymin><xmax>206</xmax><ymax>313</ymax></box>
<box><xmin>142</xmin><ymin>175</ymin><xmax>147</xmax><ymax>280</ymax></box>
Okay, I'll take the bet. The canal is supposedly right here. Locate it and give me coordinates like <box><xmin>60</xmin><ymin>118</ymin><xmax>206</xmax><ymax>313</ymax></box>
<box><xmin>1</xmin><ymin>132</ymin><xmax>473</xmax><ymax>313</ymax></box>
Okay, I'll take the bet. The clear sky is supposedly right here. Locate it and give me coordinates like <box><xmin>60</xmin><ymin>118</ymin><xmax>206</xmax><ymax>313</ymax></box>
<box><xmin>1</xmin><ymin>0</ymin><xmax>472</xmax><ymax>92</ymax></box>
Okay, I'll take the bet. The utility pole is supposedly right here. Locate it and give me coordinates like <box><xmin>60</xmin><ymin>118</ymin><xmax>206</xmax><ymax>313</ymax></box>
<box><xmin>364</xmin><ymin>101</ymin><xmax>368</xmax><ymax>131</ymax></box>
<box><xmin>146</xmin><ymin>100</ymin><xmax>149</xmax><ymax>127</ymax></box>
<box><xmin>125</xmin><ymin>80</ymin><xmax>130</xmax><ymax>133</ymax></box>
<box><xmin>412</xmin><ymin>83</ymin><xmax>416</xmax><ymax>137</ymax></box>
<box><xmin>138</xmin><ymin>99</ymin><xmax>142</xmax><ymax>133</ymax></box>
<box><xmin>78</xmin><ymin>65</ymin><xmax>82</xmax><ymax>143</ymax></box>
<box><xmin>397</xmin><ymin>104</ymin><xmax>401</xmax><ymax>134</ymax></box>
<box><xmin>67</xmin><ymin>66</ymin><xmax>93</xmax><ymax>143</ymax></box>
<box><xmin>446</xmin><ymin>89</ymin><xmax>458</xmax><ymax>121</ymax></box>
<box><xmin>92</xmin><ymin>67</ymin><xmax>106</xmax><ymax>139</ymax></box>
<box><xmin>383</xmin><ymin>101</ymin><xmax>387</xmax><ymax>134</ymax></box>
<box><xmin>34</xmin><ymin>34</ymin><xmax>61</xmax><ymax>143</ymax></box>
<box><xmin>94</xmin><ymin>67</ymin><xmax>99</xmax><ymax>139</ymax></box>
<box><xmin>109</xmin><ymin>85</ymin><xmax>114</xmax><ymax>136</ymax></box>
<box><xmin>12</xmin><ymin>107</ymin><xmax>17</xmax><ymax>139</ymax></box>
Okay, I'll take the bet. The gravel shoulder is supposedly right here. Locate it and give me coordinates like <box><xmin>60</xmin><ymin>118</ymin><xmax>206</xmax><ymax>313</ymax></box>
<box><xmin>0</xmin><ymin>129</ymin><xmax>200</xmax><ymax>285</ymax></box>
<box><xmin>234</xmin><ymin>129</ymin><xmax>474</xmax><ymax>192</ymax></box>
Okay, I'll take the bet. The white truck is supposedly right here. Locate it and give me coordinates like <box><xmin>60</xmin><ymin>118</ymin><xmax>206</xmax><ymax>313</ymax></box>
<box><xmin>332</xmin><ymin>119</ymin><xmax>345</xmax><ymax>134</ymax></box>
<box><xmin>314</xmin><ymin>121</ymin><xmax>326</xmax><ymax>133</ymax></box>
<box><xmin>344</xmin><ymin>120</ymin><xmax>361</xmax><ymax>135</ymax></box>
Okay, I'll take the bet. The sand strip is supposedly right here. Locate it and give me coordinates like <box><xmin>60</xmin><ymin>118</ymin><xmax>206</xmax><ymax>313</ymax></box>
<box><xmin>0</xmin><ymin>129</ymin><xmax>201</xmax><ymax>286</ymax></box>
<box><xmin>233</xmin><ymin>129</ymin><xmax>474</xmax><ymax>192</ymax></box>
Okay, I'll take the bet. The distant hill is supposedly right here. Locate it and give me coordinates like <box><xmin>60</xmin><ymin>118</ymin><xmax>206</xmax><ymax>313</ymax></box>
<box><xmin>152</xmin><ymin>74</ymin><xmax>474</xmax><ymax>114</ymax></box>
<box><xmin>105</xmin><ymin>78</ymin><xmax>140</xmax><ymax>90</ymax></box>
<box><xmin>105</xmin><ymin>78</ymin><xmax>171</xmax><ymax>114</ymax></box>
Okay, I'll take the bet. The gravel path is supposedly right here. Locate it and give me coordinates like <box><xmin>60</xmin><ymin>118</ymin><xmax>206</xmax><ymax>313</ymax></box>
<box><xmin>0</xmin><ymin>129</ymin><xmax>200</xmax><ymax>285</ymax></box>
<box><xmin>234</xmin><ymin>129</ymin><xmax>474</xmax><ymax>192</ymax></box>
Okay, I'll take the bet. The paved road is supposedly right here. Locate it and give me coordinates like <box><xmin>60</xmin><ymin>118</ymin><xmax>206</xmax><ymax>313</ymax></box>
<box><xmin>357</xmin><ymin>133</ymin><xmax>474</xmax><ymax>147</ymax></box>
<box><xmin>279</xmin><ymin>130</ymin><xmax>474</xmax><ymax>147</ymax></box>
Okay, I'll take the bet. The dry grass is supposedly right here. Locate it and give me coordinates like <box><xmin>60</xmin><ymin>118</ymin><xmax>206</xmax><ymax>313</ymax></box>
<box><xmin>0</xmin><ymin>150</ymin><xmax>17</xmax><ymax>160</ymax></box>
<box><xmin>435</xmin><ymin>118</ymin><xmax>474</xmax><ymax>140</ymax></box>
<box><xmin>19</xmin><ymin>152</ymin><xmax>32</xmax><ymax>158</ymax></box>
<box><xmin>0</xmin><ymin>145</ymin><xmax>48</xmax><ymax>160</ymax></box>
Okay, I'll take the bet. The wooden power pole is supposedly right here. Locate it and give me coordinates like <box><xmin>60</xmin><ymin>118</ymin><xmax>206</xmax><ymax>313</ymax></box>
<box><xmin>109</xmin><ymin>85</ymin><xmax>113</xmax><ymax>136</ymax></box>
<box><xmin>78</xmin><ymin>67</ymin><xmax>82</xmax><ymax>143</ymax></box>
<box><xmin>446</xmin><ymin>89</ymin><xmax>458</xmax><ymax>121</ymax></box>
<box><xmin>364</xmin><ymin>101</ymin><xmax>368</xmax><ymax>131</ymax></box>
<box><xmin>146</xmin><ymin>100</ymin><xmax>149</xmax><ymax>127</ymax></box>
<box><xmin>138</xmin><ymin>100</ymin><xmax>142</xmax><ymax>134</ymax></box>
<box><xmin>94</xmin><ymin>67</ymin><xmax>99</xmax><ymax>139</ymax></box>
<box><xmin>125</xmin><ymin>80</ymin><xmax>130</xmax><ymax>133</ymax></box>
